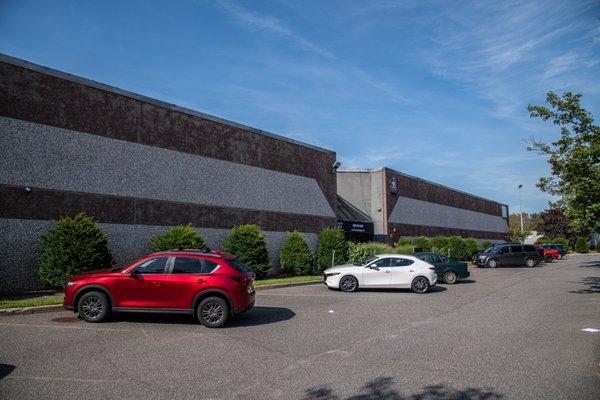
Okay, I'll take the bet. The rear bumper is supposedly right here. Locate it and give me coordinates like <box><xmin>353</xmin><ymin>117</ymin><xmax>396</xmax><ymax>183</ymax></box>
<box><xmin>459</xmin><ymin>270</ymin><xmax>470</xmax><ymax>279</ymax></box>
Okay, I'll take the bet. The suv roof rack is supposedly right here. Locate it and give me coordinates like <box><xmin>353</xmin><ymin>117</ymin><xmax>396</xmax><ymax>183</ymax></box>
<box><xmin>151</xmin><ymin>248</ymin><xmax>229</xmax><ymax>257</ymax></box>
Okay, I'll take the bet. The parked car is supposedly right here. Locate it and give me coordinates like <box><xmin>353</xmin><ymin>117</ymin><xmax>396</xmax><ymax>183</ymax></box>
<box><xmin>474</xmin><ymin>243</ymin><xmax>541</xmax><ymax>268</ymax></box>
<box><xmin>63</xmin><ymin>249</ymin><xmax>255</xmax><ymax>327</ymax></box>
<box><xmin>541</xmin><ymin>243</ymin><xmax>567</xmax><ymax>258</ymax></box>
<box><xmin>323</xmin><ymin>254</ymin><xmax>437</xmax><ymax>294</ymax></box>
<box><xmin>412</xmin><ymin>252</ymin><xmax>470</xmax><ymax>284</ymax></box>
<box><xmin>535</xmin><ymin>245</ymin><xmax>560</xmax><ymax>263</ymax></box>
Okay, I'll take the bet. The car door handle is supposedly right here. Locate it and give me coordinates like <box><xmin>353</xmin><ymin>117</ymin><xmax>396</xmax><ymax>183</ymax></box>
<box><xmin>196</xmin><ymin>278</ymin><xmax>206</xmax><ymax>284</ymax></box>
<box><xmin>152</xmin><ymin>282</ymin><xmax>162</xmax><ymax>286</ymax></box>
<box><xmin>384</xmin><ymin>270</ymin><xmax>391</xmax><ymax>273</ymax></box>
<box><xmin>410</xmin><ymin>269</ymin><xmax>415</xmax><ymax>272</ymax></box>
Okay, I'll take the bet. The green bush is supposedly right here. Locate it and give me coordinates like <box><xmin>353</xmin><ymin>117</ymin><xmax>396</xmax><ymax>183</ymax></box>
<box><xmin>223</xmin><ymin>224</ymin><xmax>270</xmax><ymax>277</ymax></box>
<box><xmin>431</xmin><ymin>236</ymin><xmax>450</xmax><ymax>255</ymax></box>
<box><xmin>575</xmin><ymin>237</ymin><xmax>589</xmax><ymax>253</ymax></box>
<box><xmin>552</xmin><ymin>237</ymin><xmax>570</xmax><ymax>252</ymax></box>
<box><xmin>150</xmin><ymin>223</ymin><xmax>205</xmax><ymax>251</ymax></box>
<box><xmin>316</xmin><ymin>228</ymin><xmax>348</xmax><ymax>271</ymax></box>
<box><xmin>447</xmin><ymin>236</ymin><xmax>471</xmax><ymax>261</ymax></box>
<box><xmin>413</xmin><ymin>236</ymin><xmax>431</xmax><ymax>251</ymax></box>
<box><xmin>394</xmin><ymin>244</ymin><xmax>414</xmax><ymax>255</ymax></box>
<box><xmin>481</xmin><ymin>241</ymin><xmax>493</xmax><ymax>251</ymax></box>
<box><xmin>395</xmin><ymin>238</ymin><xmax>412</xmax><ymax>246</ymax></box>
<box><xmin>596</xmin><ymin>242</ymin><xmax>600</xmax><ymax>252</ymax></box>
<box><xmin>464</xmin><ymin>238</ymin><xmax>479</xmax><ymax>258</ymax></box>
<box><xmin>279</xmin><ymin>231</ymin><xmax>313</xmax><ymax>275</ymax></box>
<box><xmin>37</xmin><ymin>213</ymin><xmax>113</xmax><ymax>288</ymax></box>
<box><xmin>348</xmin><ymin>242</ymin><xmax>394</xmax><ymax>264</ymax></box>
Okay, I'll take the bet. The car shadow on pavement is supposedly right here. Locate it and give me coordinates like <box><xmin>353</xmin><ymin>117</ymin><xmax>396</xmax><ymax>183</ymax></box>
<box><xmin>579</xmin><ymin>260</ymin><xmax>600</xmax><ymax>268</ymax></box>
<box><xmin>358</xmin><ymin>286</ymin><xmax>447</xmax><ymax>294</ymax></box>
<box><xmin>0</xmin><ymin>364</ymin><xmax>16</xmax><ymax>380</ymax></box>
<box><xmin>569</xmin><ymin>277</ymin><xmax>600</xmax><ymax>294</ymax></box>
<box><xmin>106</xmin><ymin>306</ymin><xmax>295</xmax><ymax>327</ymax></box>
<box><xmin>302</xmin><ymin>377</ymin><xmax>503</xmax><ymax>399</ymax></box>
<box><xmin>458</xmin><ymin>279</ymin><xmax>477</xmax><ymax>284</ymax></box>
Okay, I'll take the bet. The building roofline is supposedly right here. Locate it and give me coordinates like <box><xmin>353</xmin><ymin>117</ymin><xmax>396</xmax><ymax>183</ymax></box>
<box><xmin>338</xmin><ymin>167</ymin><xmax>508</xmax><ymax>208</ymax></box>
<box><xmin>0</xmin><ymin>53</ymin><xmax>335</xmax><ymax>155</ymax></box>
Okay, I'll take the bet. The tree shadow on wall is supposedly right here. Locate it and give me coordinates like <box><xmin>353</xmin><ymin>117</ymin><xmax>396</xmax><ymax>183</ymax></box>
<box><xmin>302</xmin><ymin>377</ymin><xmax>503</xmax><ymax>400</ymax></box>
<box><xmin>569</xmin><ymin>277</ymin><xmax>600</xmax><ymax>294</ymax></box>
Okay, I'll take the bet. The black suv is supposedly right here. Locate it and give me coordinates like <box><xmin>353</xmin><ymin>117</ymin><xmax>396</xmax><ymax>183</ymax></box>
<box><xmin>475</xmin><ymin>243</ymin><xmax>541</xmax><ymax>268</ymax></box>
<box><xmin>541</xmin><ymin>244</ymin><xmax>567</xmax><ymax>258</ymax></box>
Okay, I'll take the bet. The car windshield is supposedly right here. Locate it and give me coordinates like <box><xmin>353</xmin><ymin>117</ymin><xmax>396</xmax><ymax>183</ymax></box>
<box><xmin>354</xmin><ymin>256</ymin><xmax>378</xmax><ymax>266</ymax></box>
<box><xmin>484</xmin><ymin>246</ymin><xmax>497</xmax><ymax>253</ymax></box>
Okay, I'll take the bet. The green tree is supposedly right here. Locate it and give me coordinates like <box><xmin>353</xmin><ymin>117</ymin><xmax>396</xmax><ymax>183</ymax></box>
<box><xmin>316</xmin><ymin>228</ymin><xmax>347</xmax><ymax>271</ymax></box>
<box><xmin>527</xmin><ymin>92</ymin><xmax>600</xmax><ymax>234</ymax></box>
<box><xmin>508</xmin><ymin>213</ymin><xmax>530</xmax><ymax>243</ymax></box>
<box><xmin>575</xmin><ymin>237</ymin><xmax>589</xmax><ymax>254</ymax></box>
<box><xmin>223</xmin><ymin>225</ymin><xmax>270</xmax><ymax>277</ymax></box>
<box><xmin>536</xmin><ymin>208</ymin><xmax>574</xmax><ymax>242</ymax></box>
<box><xmin>279</xmin><ymin>231</ymin><xmax>313</xmax><ymax>275</ymax></box>
<box><xmin>150</xmin><ymin>223</ymin><xmax>205</xmax><ymax>251</ymax></box>
<box><xmin>38</xmin><ymin>213</ymin><xmax>113</xmax><ymax>287</ymax></box>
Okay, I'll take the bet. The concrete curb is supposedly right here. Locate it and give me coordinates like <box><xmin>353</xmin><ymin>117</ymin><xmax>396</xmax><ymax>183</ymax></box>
<box><xmin>255</xmin><ymin>281</ymin><xmax>322</xmax><ymax>291</ymax></box>
<box><xmin>0</xmin><ymin>304</ymin><xmax>64</xmax><ymax>316</ymax></box>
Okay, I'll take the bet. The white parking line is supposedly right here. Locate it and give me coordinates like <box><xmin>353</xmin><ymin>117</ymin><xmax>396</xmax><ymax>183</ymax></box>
<box><xmin>581</xmin><ymin>328</ymin><xmax>599</xmax><ymax>333</ymax></box>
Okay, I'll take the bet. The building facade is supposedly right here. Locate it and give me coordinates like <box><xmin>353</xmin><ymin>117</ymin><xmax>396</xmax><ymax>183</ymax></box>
<box><xmin>337</xmin><ymin>168</ymin><xmax>509</xmax><ymax>244</ymax></box>
<box><xmin>0</xmin><ymin>54</ymin><xmax>337</xmax><ymax>292</ymax></box>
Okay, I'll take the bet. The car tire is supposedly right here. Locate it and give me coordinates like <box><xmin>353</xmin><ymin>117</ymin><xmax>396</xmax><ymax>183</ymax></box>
<box><xmin>78</xmin><ymin>291</ymin><xmax>110</xmax><ymax>323</ymax></box>
<box><xmin>339</xmin><ymin>275</ymin><xmax>358</xmax><ymax>292</ymax></box>
<box><xmin>487</xmin><ymin>259</ymin><xmax>498</xmax><ymax>268</ymax></box>
<box><xmin>443</xmin><ymin>271</ymin><xmax>458</xmax><ymax>284</ymax></box>
<box><xmin>411</xmin><ymin>276</ymin><xmax>430</xmax><ymax>294</ymax></box>
<box><xmin>544</xmin><ymin>255</ymin><xmax>553</xmax><ymax>263</ymax></box>
<box><xmin>197</xmin><ymin>297</ymin><xmax>229</xmax><ymax>328</ymax></box>
<box><xmin>525</xmin><ymin>257</ymin><xmax>535</xmax><ymax>268</ymax></box>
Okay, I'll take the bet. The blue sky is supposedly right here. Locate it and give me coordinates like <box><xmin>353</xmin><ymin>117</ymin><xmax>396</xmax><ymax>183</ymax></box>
<box><xmin>1</xmin><ymin>0</ymin><xmax>599</xmax><ymax>214</ymax></box>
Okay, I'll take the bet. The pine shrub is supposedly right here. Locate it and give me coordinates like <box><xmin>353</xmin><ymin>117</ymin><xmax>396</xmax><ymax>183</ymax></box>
<box><xmin>37</xmin><ymin>213</ymin><xmax>113</xmax><ymax>288</ymax></box>
<box><xmin>447</xmin><ymin>236</ymin><xmax>470</xmax><ymax>261</ymax></box>
<box><xmin>223</xmin><ymin>224</ymin><xmax>270</xmax><ymax>277</ymax></box>
<box><xmin>413</xmin><ymin>236</ymin><xmax>431</xmax><ymax>251</ymax></box>
<box><xmin>150</xmin><ymin>223</ymin><xmax>205</xmax><ymax>252</ymax></box>
<box><xmin>316</xmin><ymin>228</ymin><xmax>348</xmax><ymax>271</ymax></box>
<box><xmin>431</xmin><ymin>236</ymin><xmax>450</xmax><ymax>255</ymax></box>
<box><xmin>575</xmin><ymin>237</ymin><xmax>589</xmax><ymax>253</ymax></box>
<box><xmin>481</xmin><ymin>241</ymin><xmax>493</xmax><ymax>251</ymax></box>
<box><xmin>348</xmin><ymin>242</ymin><xmax>394</xmax><ymax>264</ymax></box>
<box><xmin>279</xmin><ymin>231</ymin><xmax>313</xmax><ymax>275</ymax></box>
<box><xmin>464</xmin><ymin>238</ymin><xmax>480</xmax><ymax>258</ymax></box>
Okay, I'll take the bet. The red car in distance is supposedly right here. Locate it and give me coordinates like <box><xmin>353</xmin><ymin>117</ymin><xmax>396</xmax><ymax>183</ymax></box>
<box><xmin>63</xmin><ymin>249</ymin><xmax>255</xmax><ymax>328</ymax></box>
<box><xmin>534</xmin><ymin>245</ymin><xmax>560</xmax><ymax>263</ymax></box>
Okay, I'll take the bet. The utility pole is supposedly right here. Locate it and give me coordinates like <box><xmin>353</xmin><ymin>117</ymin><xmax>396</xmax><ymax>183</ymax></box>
<box><xmin>518</xmin><ymin>184</ymin><xmax>524</xmax><ymax>244</ymax></box>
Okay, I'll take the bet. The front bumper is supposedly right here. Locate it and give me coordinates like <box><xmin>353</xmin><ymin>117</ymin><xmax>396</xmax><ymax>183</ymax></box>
<box><xmin>323</xmin><ymin>273</ymin><xmax>342</xmax><ymax>288</ymax></box>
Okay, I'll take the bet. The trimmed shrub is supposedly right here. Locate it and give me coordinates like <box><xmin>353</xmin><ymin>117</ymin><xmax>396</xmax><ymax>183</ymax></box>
<box><xmin>348</xmin><ymin>242</ymin><xmax>394</xmax><ymax>264</ymax></box>
<box><xmin>447</xmin><ymin>236</ymin><xmax>470</xmax><ymax>261</ymax></box>
<box><xmin>431</xmin><ymin>236</ymin><xmax>450</xmax><ymax>255</ymax></box>
<box><xmin>464</xmin><ymin>238</ymin><xmax>479</xmax><ymax>258</ymax></box>
<box><xmin>150</xmin><ymin>223</ymin><xmax>205</xmax><ymax>252</ymax></box>
<box><xmin>316</xmin><ymin>228</ymin><xmax>348</xmax><ymax>271</ymax></box>
<box><xmin>395</xmin><ymin>238</ymin><xmax>412</xmax><ymax>246</ymax></box>
<box><xmin>279</xmin><ymin>231</ymin><xmax>313</xmax><ymax>275</ymax></box>
<box><xmin>223</xmin><ymin>224</ymin><xmax>270</xmax><ymax>277</ymax></box>
<box><xmin>37</xmin><ymin>213</ymin><xmax>113</xmax><ymax>288</ymax></box>
<box><xmin>413</xmin><ymin>236</ymin><xmax>431</xmax><ymax>251</ymax></box>
<box><xmin>575</xmin><ymin>237</ymin><xmax>589</xmax><ymax>254</ymax></box>
<box><xmin>481</xmin><ymin>241</ymin><xmax>493</xmax><ymax>251</ymax></box>
<box><xmin>394</xmin><ymin>244</ymin><xmax>414</xmax><ymax>255</ymax></box>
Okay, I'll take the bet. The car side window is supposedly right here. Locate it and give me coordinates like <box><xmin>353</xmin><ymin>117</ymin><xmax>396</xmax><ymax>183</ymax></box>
<box><xmin>497</xmin><ymin>246</ymin><xmax>510</xmax><ymax>254</ymax></box>
<box><xmin>133</xmin><ymin>257</ymin><xmax>168</xmax><ymax>274</ymax></box>
<box><xmin>369</xmin><ymin>258</ymin><xmax>391</xmax><ymax>268</ymax></box>
<box><xmin>172</xmin><ymin>257</ymin><xmax>219</xmax><ymax>274</ymax></box>
<box><xmin>510</xmin><ymin>245</ymin><xmax>523</xmax><ymax>253</ymax></box>
<box><xmin>523</xmin><ymin>245</ymin><xmax>536</xmax><ymax>253</ymax></box>
<box><xmin>391</xmin><ymin>258</ymin><xmax>414</xmax><ymax>267</ymax></box>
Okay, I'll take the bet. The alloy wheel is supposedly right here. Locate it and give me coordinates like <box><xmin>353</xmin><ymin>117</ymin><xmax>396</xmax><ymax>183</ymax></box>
<box><xmin>81</xmin><ymin>296</ymin><xmax>103</xmax><ymax>320</ymax></box>
<box><xmin>201</xmin><ymin>301</ymin><xmax>224</xmax><ymax>325</ymax></box>
<box><xmin>444</xmin><ymin>271</ymin><xmax>457</xmax><ymax>284</ymax></box>
<box><xmin>412</xmin><ymin>277</ymin><xmax>429</xmax><ymax>293</ymax></box>
<box><xmin>340</xmin><ymin>276</ymin><xmax>357</xmax><ymax>292</ymax></box>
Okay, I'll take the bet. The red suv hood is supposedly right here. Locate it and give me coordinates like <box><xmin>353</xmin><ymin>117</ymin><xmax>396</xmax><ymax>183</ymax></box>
<box><xmin>69</xmin><ymin>268</ymin><xmax>117</xmax><ymax>279</ymax></box>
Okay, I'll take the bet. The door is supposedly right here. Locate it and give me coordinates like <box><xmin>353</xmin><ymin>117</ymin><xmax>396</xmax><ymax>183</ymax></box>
<box><xmin>509</xmin><ymin>245</ymin><xmax>524</xmax><ymax>265</ymax></box>
<box><xmin>362</xmin><ymin>258</ymin><xmax>392</xmax><ymax>287</ymax></box>
<box><xmin>162</xmin><ymin>256</ymin><xmax>220</xmax><ymax>309</ymax></box>
<box><xmin>389</xmin><ymin>257</ymin><xmax>416</xmax><ymax>287</ymax></box>
<box><xmin>495</xmin><ymin>246</ymin><xmax>511</xmax><ymax>265</ymax></box>
<box><xmin>116</xmin><ymin>256</ymin><xmax>169</xmax><ymax>309</ymax></box>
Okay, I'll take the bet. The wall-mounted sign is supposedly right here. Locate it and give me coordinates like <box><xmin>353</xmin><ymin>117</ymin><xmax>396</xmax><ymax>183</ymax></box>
<box><xmin>388</xmin><ymin>176</ymin><xmax>398</xmax><ymax>194</ymax></box>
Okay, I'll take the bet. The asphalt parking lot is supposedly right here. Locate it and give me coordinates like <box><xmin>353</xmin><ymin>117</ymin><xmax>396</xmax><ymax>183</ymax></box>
<box><xmin>1</xmin><ymin>255</ymin><xmax>599</xmax><ymax>399</ymax></box>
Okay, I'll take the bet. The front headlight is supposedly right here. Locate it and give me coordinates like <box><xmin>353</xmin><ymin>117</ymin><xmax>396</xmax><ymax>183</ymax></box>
<box><xmin>65</xmin><ymin>281</ymin><xmax>76</xmax><ymax>287</ymax></box>
<box><xmin>325</xmin><ymin>272</ymin><xmax>341</xmax><ymax>277</ymax></box>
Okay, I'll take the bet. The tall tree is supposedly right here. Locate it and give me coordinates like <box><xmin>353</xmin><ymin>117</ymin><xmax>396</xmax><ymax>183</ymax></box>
<box><xmin>536</xmin><ymin>208</ymin><xmax>573</xmax><ymax>240</ymax></box>
<box><xmin>527</xmin><ymin>92</ymin><xmax>600</xmax><ymax>234</ymax></box>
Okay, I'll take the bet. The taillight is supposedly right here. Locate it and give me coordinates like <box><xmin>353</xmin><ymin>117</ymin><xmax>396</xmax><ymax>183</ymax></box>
<box><xmin>230</xmin><ymin>275</ymin><xmax>245</xmax><ymax>283</ymax></box>
<box><xmin>429</xmin><ymin>267</ymin><xmax>436</xmax><ymax>270</ymax></box>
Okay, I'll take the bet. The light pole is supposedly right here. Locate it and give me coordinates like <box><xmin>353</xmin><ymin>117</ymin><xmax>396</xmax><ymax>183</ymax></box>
<box><xmin>518</xmin><ymin>184</ymin><xmax>524</xmax><ymax>244</ymax></box>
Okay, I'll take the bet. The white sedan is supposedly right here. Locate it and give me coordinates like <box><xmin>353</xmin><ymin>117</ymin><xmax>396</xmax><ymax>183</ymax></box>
<box><xmin>323</xmin><ymin>254</ymin><xmax>437</xmax><ymax>294</ymax></box>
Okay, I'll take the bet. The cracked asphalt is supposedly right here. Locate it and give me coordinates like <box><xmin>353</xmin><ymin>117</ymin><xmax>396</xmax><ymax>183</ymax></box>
<box><xmin>1</xmin><ymin>254</ymin><xmax>599</xmax><ymax>399</ymax></box>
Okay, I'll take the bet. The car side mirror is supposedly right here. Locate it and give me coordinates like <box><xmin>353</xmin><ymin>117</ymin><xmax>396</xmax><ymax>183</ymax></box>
<box><xmin>125</xmin><ymin>270</ymin><xmax>139</xmax><ymax>278</ymax></box>
<box><xmin>368</xmin><ymin>266</ymin><xmax>379</xmax><ymax>270</ymax></box>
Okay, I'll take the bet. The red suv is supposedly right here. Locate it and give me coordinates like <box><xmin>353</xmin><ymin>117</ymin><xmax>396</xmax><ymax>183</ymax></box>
<box><xmin>63</xmin><ymin>249</ymin><xmax>255</xmax><ymax>328</ymax></box>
